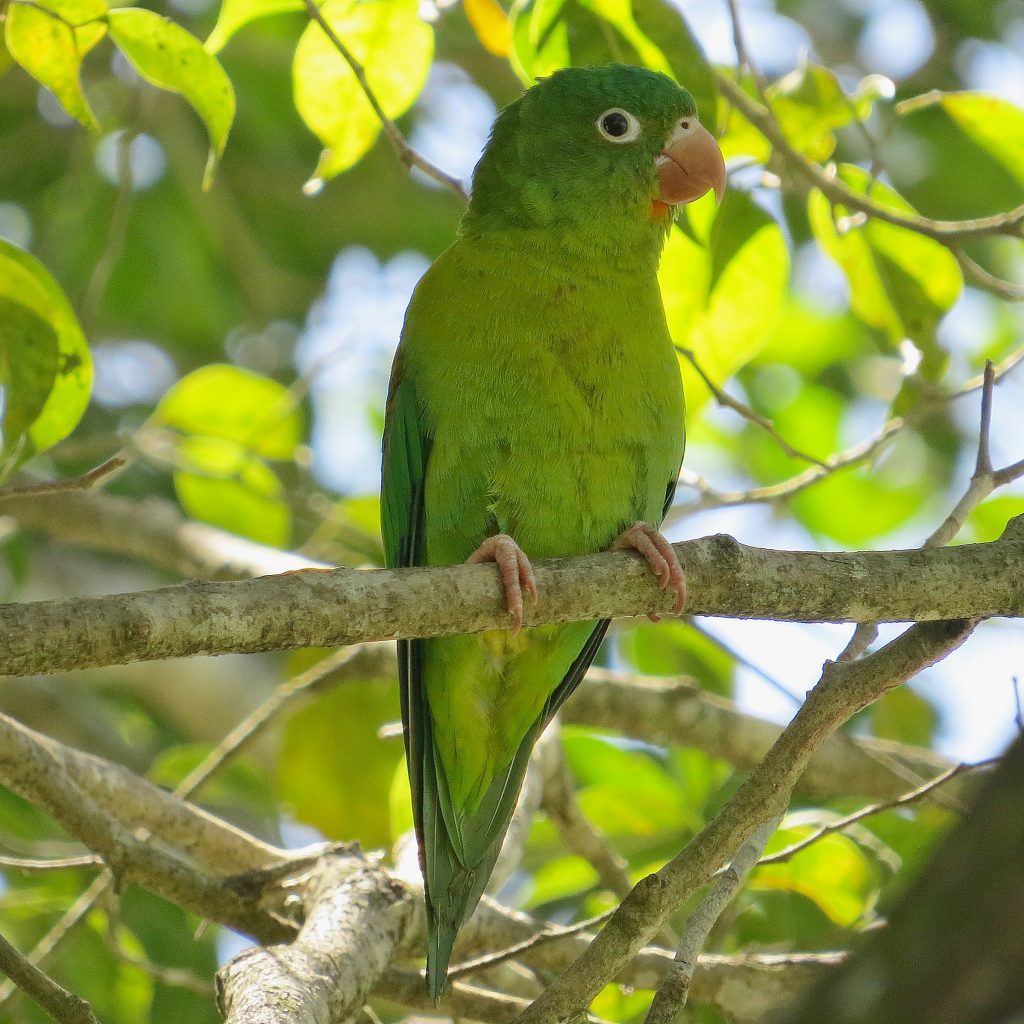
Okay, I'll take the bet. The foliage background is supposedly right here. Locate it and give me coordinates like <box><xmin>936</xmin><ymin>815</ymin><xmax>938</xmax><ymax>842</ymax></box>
<box><xmin>0</xmin><ymin>0</ymin><xmax>1023</xmax><ymax>1019</ymax></box>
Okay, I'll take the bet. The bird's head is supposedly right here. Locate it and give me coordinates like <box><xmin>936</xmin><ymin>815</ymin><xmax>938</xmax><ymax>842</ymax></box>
<box><xmin>464</xmin><ymin>64</ymin><xmax>726</xmax><ymax>236</ymax></box>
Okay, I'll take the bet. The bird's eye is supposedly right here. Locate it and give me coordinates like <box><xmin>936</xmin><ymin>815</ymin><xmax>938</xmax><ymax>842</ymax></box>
<box><xmin>596</xmin><ymin>108</ymin><xmax>641</xmax><ymax>143</ymax></box>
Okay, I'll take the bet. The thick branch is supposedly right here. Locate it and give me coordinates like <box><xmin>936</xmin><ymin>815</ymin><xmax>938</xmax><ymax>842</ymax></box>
<box><xmin>565</xmin><ymin>671</ymin><xmax>961</xmax><ymax>802</ymax></box>
<box><xmin>512</xmin><ymin>618</ymin><xmax>975</xmax><ymax>1024</ymax></box>
<box><xmin>217</xmin><ymin>853</ymin><xmax>417</xmax><ymax>1024</ymax></box>
<box><xmin>2</xmin><ymin>527</ymin><xmax>1021</xmax><ymax>677</ymax></box>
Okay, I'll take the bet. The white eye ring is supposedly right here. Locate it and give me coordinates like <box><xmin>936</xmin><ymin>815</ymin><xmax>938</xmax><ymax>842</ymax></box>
<box><xmin>596</xmin><ymin>108</ymin><xmax>641</xmax><ymax>143</ymax></box>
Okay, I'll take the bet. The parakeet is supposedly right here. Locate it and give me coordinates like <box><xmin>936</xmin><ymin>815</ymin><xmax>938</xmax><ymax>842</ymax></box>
<box><xmin>381</xmin><ymin>63</ymin><xmax>726</xmax><ymax>997</ymax></box>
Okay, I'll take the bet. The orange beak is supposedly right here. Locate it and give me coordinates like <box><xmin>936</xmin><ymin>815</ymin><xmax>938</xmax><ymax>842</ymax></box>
<box><xmin>656</xmin><ymin>120</ymin><xmax>727</xmax><ymax>206</ymax></box>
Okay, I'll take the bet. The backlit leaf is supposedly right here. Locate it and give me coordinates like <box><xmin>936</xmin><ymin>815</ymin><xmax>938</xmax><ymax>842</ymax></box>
<box><xmin>108</xmin><ymin>8</ymin><xmax>236</xmax><ymax>189</ymax></box>
<box><xmin>294</xmin><ymin>0</ymin><xmax>433</xmax><ymax>183</ymax></box>
<box><xmin>172</xmin><ymin>436</ymin><xmax>291</xmax><ymax>546</ymax></box>
<box><xmin>465</xmin><ymin>0</ymin><xmax>512</xmax><ymax>56</ymax></box>
<box><xmin>206</xmin><ymin>0</ymin><xmax>304</xmax><ymax>53</ymax></box>
<box><xmin>4</xmin><ymin>0</ymin><xmax>103</xmax><ymax>129</ymax></box>
<box><xmin>0</xmin><ymin>238</ymin><xmax>92</xmax><ymax>478</ymax></box>
<box><xmin>155</xmin><ymin>363</ymin><xmax>302</xmax><ymax>460</ymax></box>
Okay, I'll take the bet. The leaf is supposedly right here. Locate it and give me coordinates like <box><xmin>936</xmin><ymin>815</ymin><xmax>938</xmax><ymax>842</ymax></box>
<box><xmin>769</xmin><ymin>63</ymin><xmax>876</xmax><ymax>163</ymax></box>
<box><xmin>752</xmin><ymin>824</ymin><xmax>879</xmax><ymax>927</ymax></box>
<box><xmin>107</xmin><ymin>8</ymin><xmax>236</xmax><ymax>189</ymax></box>
<box><xmin>280</xmin><ymin>671</ymin><xmax>402</xmax><ymax>848</ymax></box>
<box><xmin>901</xmin><ymin>91</ymin><xmax>1024</xmax><ymax>189</ymax></box>
<box><xmin>172</xmin><ymin>436</ymin><xmax>291</xmax><ymax>546</ymax></box>
<box><xmin>869</xmin><ymin>685</ymin><xmax>938</xmax><ymax>747</ymax></box>
<box><xmin>618</xmin><ymin>619</ymin><xmax>734</xmax><ymax>697</ymax></box>
<box><xmin>807</xmin><ymin>165</ymin><xmax>962</xmax><ymax>379</ymax></box>
<box><xmin>205</xmin><ymin>0</ymin><xmax>305</xmax><ymax>53</ymax></box>
<box><xmin>465</xmin><ymin>0</ymin><xmax>512</xmax><ymax>56</ymax></box>
<box><xmin>0</xmin><ymin>299</ymin><xmax>59</xmax><ymax>467</ymax></box>
<box><xmin>966</xmin><ymin>496</ymin><xmax>1024</xmax><ymax>543</ymax></box>
<box><xmin>155</xmin><ymin>363</ymin><xmax>302</xmax><ymax>460</ymax></box>
<box><xmin>0</xmin><ymin>238</ymin><xmax>92</xmax><ymax>478</ymax></box>
<box><xmin>294</xmin><ymin>0</ymin><xmax>434</xmax><ymax>183</ymax></box>
<box><xmin>4</xmin><ymin>0</ymin><xmax>104</xmax><ymax>129</ymax></box>
<box><xmin>509</xmin><ymin>0</ymin><xmax>716</xmax><ymax>122</ymax></box>
<box><xmin>660</xmin><ymin>189</ymin><xmax>789</xmax><ymax>413</ymax></box>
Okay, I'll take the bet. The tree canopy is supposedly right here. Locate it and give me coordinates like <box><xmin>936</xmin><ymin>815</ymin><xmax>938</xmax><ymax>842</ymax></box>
<box><xmin>0</xmin><ymin>0</ymin><xmax>1023</xmax><ymax>1021</ymax></box>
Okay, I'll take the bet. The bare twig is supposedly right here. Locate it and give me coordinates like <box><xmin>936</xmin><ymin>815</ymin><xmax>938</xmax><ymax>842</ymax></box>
<box><xmin>716</xmin><ymin>73</ymin><xmax>1024</xmax><ymax>242</ymax></box>
<box><xmin>0</xmin><ymin>931</ymin><xmax>98</xmax><ymax>1024</ymax></box>
<box><xmin>0</xmin><ymin>453</ymin><xmax>130</xmax><ymax>501</ymax></box>
<box><xmin>676</xmin><ymin>346</ymin><xmax>828</xmax><ymax>467</ymax></box>
<box><xmin>0</xmin><ymin>852</ymin><xmax>101</xmax><ymax>872</ymax></box>
<box><xmin>644</xmin><ymin>816</ymin><xmax>781</xmax><ymax>1024</ymax></box>
<box><xmin>955</xmin><ymin>250</ymin><xmax>1024</xmax><ymax>302</ymax></box>
<box><xmin>757</xmin><ymin>758</ymin><xmax>998</xmax><ymax>868</ymax></box>
<box><xmin>301</xmin><ymin>0</ymin><xmax>468</xmax><ymax>199</ymax></box>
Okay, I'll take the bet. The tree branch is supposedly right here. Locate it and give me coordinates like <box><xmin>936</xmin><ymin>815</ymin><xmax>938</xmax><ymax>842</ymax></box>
<box><xmin>511</xmin><ymin>618</ymin><xmax>975</xmax><ymax>1024</ymax></box>
<box><xmin>2</xmin><ymin>527</ymin><xmax>1021</xmax><ymax>677</ymax></box>
<box><xmin>0</xmin><ymin>930</ymin><xmax>98</xmax><ymax>1024</ymax></box>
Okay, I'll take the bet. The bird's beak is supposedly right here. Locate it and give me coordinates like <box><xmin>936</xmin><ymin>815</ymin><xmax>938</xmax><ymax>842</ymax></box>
<box><xmin>655</xmin><ymin>121</ymin><xmax>727</xmax><ymax>206</ymax></box>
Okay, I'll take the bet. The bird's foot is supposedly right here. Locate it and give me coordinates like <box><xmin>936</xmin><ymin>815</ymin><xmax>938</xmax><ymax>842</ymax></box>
<box><xmin>612</xmin><ymin>521</ymin><xmax>686</xmax><ymax>621</ymax></box>
<box><xmin>466</xmin><ymin>534</ymin><xmax>538</xmax><ymax>632</ymax></box>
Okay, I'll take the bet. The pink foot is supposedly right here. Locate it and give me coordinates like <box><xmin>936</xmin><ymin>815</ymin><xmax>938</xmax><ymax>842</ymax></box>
<box><xmin>612</xmin><ymin>522</ymin><xmax>686</xmax><ymax>621</ymax></box>
<box><xmin>466</xmin><ymin>534</ymin><xmax>538</xmax><ymax>631</ymax></box>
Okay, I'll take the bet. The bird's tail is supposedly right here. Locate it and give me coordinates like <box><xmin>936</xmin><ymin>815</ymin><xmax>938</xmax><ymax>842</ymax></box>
<box><xmin>426</xmin><ymin>909</ymin><xmax>461</xmax><ymax>1002</ymax></box>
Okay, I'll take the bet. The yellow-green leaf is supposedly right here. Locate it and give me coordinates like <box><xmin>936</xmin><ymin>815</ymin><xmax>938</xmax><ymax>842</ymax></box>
<box><xmin>294</xmin><ymin>0</ymin><xmax>433</xmax><ymax>183</ymax></box>
<box><xmin>660</xmin><ymin>189</ymin><xmax>789</xmax><ymax>413</ymax></box>
<box><xmin>901</xmin><ymin>91</ymin><xmax>1024</xmax><ymax>189</ymax></box>
<box><xmin>4</xmin><ymin>1</ymin><xmax>101</xmax><ymax>129</ymax></box>
<box><xmin>173</xmin><ymin>436</ymin><xmax>290</xmax><ymax>546</ymax></box>
<box><xmin>808</xmin><ymin>165</ymin><xmax>962</xmax><ymax>377</ymax></box>
<box><xmin>205</xmin><ymin>0</ymin><xmax>304</xmax><ymax>53</ymax></box>
<box><xmin>107</xmin><ymin>8</ymin><xmax>235</xmax><ymax>189</ymax></box>
<box><xmin>155</xmin><ymin>363</ymin><xmax>302</xmax><ymax>460</ymax></box>
<box><xmin>464</xmin><ymin>0</ymin><xmax>512</xmax><ymax>56</ymax></box>
<box><xmin>0</xmin><ymin>238</ymin><xmax>92</xmax><ymax>477</ymax></box>
<box><xmin>753</xmin><ymin>825</ymin><xmax>879</xmax><ymax>927</ymax></box>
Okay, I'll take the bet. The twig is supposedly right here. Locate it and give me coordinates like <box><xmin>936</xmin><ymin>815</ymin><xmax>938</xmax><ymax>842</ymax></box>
<box><xmin>0</xmin><ymin>931</ymin><xmax>98</xmax><ymax>1024</ymax></box>
<box><xmin>955</xmin><ymin>250</ymin><xmax>1024</xmax><ymax>302</ymax></box>
<box><xmin>757</xmin><ymin>759</ymin><xmax>998</xmax><ymax>868</ymax></box>
<box><xmin>510</xmin><ymin>618</ymin><xmax>976</xmax><ymax>1024</ymax></box>
<box><xmin>0</xmin><ymin>852</ymin><xmax>101</xmax><ymax>872</ymax></box>
<box><xmin>715</xmin><ymin>73</ymin><xmax>1024</xmax><ymax>242</ymax></box>
<box><xmin>173</xmin><ymin>645</ymin><xmax>364</xmax><ymax>800</ymax></box>
<box><xmin>301</xmin><ymin>0</ymin><xmax>468</xmax><ymax>199</ymax></box>
<box><xmin>676</xmin><ymin>346</ymin><xmax>828</xmax><ymax>468</ymax></box>
<box><xmin>449</xmin><ymin>911</ymin><xmax>617</xmax><ymax>981</ymax></box>
<box><xmin>643</xmin><ymin>816</ymin><xmax>781</xmax><ymax>1024</ymax></box>
<box><xmin>0</xmin><ymin>453</ymin><xmax>130</xmax><ymax>501</ymax></box>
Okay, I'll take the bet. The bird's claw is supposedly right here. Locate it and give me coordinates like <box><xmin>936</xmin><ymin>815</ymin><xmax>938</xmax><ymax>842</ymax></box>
<box><xmin>612</xmin><ymin>521</ymin><xmax>686</xmax><ymax>618</ymax></box>
<box><xmin>466</xmin><ymin>534</ymin><xmax>538</xmax><ymax>632</ymax></box>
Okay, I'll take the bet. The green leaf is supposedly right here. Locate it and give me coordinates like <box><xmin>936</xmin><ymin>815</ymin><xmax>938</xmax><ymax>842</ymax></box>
<box><xmin>901</xmin><ymin>91</ymin><xmax>1024</xmax><ymax>189</ymax></box>
<box><xmin>966</xmin><ymin>496</ymin><xmax>1024</xmax><ymax>543</ymax></box>
<box><xmin>769</xmin><ymin>63</ymin><xmax>879</xmax><ymax>163</ymax></box>
<box><xmin>172</xmin><ymin>436</ymin><xmax>291</xmax><ymax>546</ymax></box>
<box><xmin>107</xmin><ymin>8</ymin><xmax>235</xmax><ymax>189</ymax></box>
<box><xmin>526</xmin><ymin>855</ymin><xmax>598</xmax><ymax>907</ymax></box>
<box><xmin>869</xmin><ymin>685</ymin><xmax>938</xmax><ymax>747</ymax></box>
<box><xmin>205</xmin><ymin>0</ymin><xmax>305</xmax><ymax>53</ymax></box>
<box><xmin>280</xmin><ymin>670</ymin><xmax>402</xmax><ymax>848</ymax></box>
<box><xmin>618</xmin><ymin>619</ymin><xmax>734</xmax><ymax>697</ymax></box>
<box><xmin>0</xmin><ymin>238</ymin><xmax>92</xmax><ymax>478</ymax></box>
<box><xmin>155</xmin><ymin>363</ymin><xmax>302</xmax><ymax>460</ymax></box>
<box><xmin>807</xmin><ymin>165</ymin><xmax>962</xmax><ymax>379</ymax></box>
<box><xmin>294</xmin><ymin>0</ymin><xmax>433</xmax><ymax>183</ymax></box>
<box><xmin>0</xmin><ymin>299</ymin><xmax>59</xmax><ymax>468</ymax></box>
<box><xmin>660</xmin><ymin>189</ymin><xmax>790</xmax><ymax>413</ymax></box>
<box><xmin>509</xmin><ymin>0</ymin><xmax>715</xmax><ymax>122</ymax></box>
<box><xmin>752</xmin><ymin>823</ymin><xmax>879</xmax><ymax>927</ymax></box>
<box><xmin>4</xmin><ymin>0</ymin><xmax>105</xmax><ymax>129</ymax></box>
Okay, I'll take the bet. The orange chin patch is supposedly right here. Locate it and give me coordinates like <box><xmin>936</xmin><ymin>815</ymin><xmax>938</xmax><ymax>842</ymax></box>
<box><xmin>651</xmin><ymin>199</ymin><xmax>671</xmax><ymax>220</ymax></box>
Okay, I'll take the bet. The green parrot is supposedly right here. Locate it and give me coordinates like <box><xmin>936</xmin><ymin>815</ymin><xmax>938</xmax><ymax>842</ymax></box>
<box><xmin>381</xmin><ymin>63</ymin><xmax>726</xmax><ymax>997</ymax></box>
